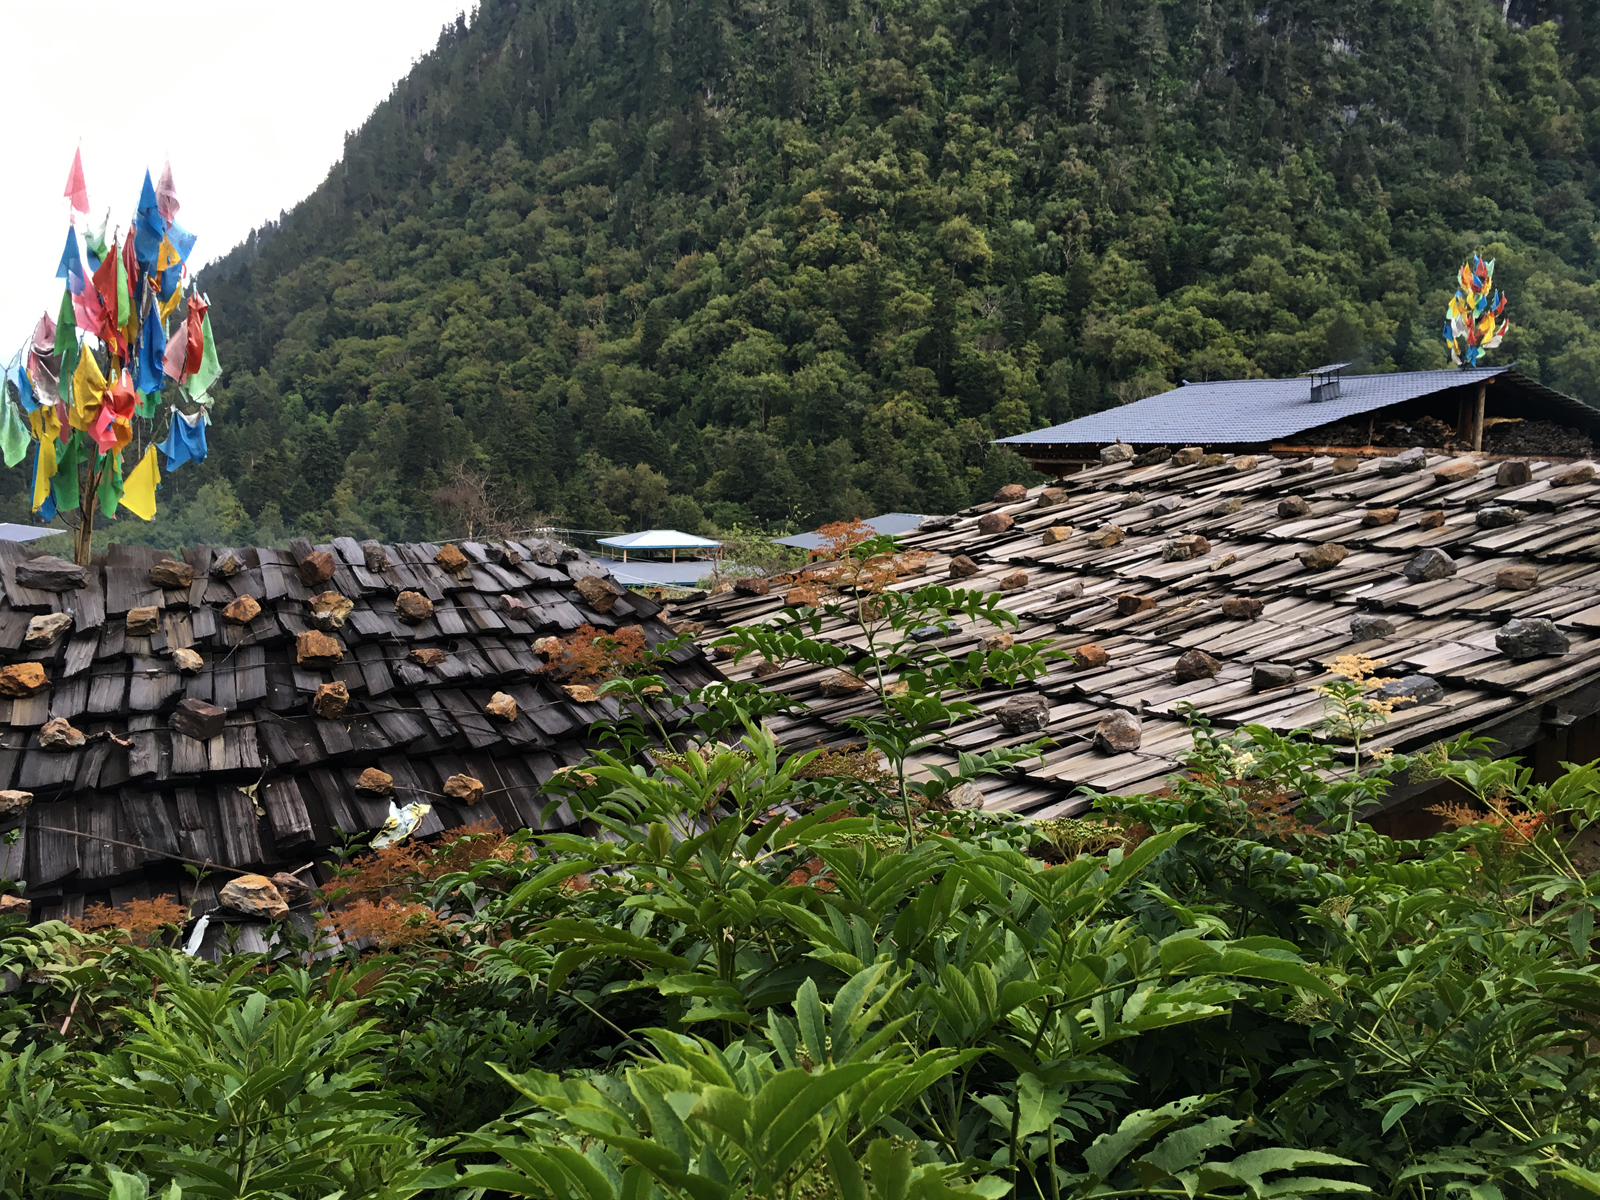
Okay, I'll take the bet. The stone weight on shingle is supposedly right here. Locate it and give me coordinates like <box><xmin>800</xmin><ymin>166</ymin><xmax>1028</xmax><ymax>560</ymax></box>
<box><xmin>1496</xmin><ymin>460</ymin><xmax>1532</xmax><ymax>487</ymax></box>
<box><xmin>993</xmin><ymin>483</ymin><xmax>1028</xmax><ymax>502</ymax></box>
<box><xmin>1350</xmin><ymin>614</ymin><xmax>1395</xmax><ymax>641</ymax></box>
<box><xmin>434</xmin><ymin>543</ymin><xmax>470</xmax><ymax>572</ymax></box>
<box><xmin>1377</xmin><ymin>675</ymin><xmax>1444</xmax><ymax>705</ymax></box>
<box><xmin>444</xmin><ymin>774</ymin><xmax>485</xmax><ymax>804</ymax></box>
<box><xmin>149</xmin><ymin>558</ymin><xmax>194</xmax><ymax>588</ymax></box>
<box><xmin>16</xmin><ymin>556</ymin><xmax>86</xmax><ymax>591</ymax></box>
<box><xmin>295</xmin><ymin>630</ymin><xmax>344</xmax><ymax>667</ymax></box>
<box><xmin>949</xmin><ymin>555</ymin><xmax>980</xmax><ymax>579</ymax></box>
<box><xmin>996</xmin><ymin>694</ymin><xmax>1050</xmax><ymax>734</ymax></box>
<box><xmin>1361</xmin><ymin>508</ymin><xmax>1399</xmax><ymax>527</ymax></box>
<box><xmin>1475</xmin><ymin>507</ymin><xmax>1522</xmax><ymax>530</ymax></box>
<box><xmin>310</xmin><ymin>591</ymin><xmax>355</xmax><ymax>631</ymax></box>
<box><xmin>1174</xmin><ymin>649</ymin><xmax>1222</xmax><ymax>681</ymax></box>
<box><xmin>977</xmin><ymin>511</ymin><xmax>1015</xmax><ymax>535</ymax></box>
<box><xmin>1278</xmin><ymin>495</ymin><xmax>1310</xmax><ymax>518</ymax></box>
<box><xmin>125</xmin><ymin>606</ymin><xmax>159</xmax><ymax>636</ymax></box>
<box><xmin>1297</xmin><ymin>543</ymin><xmax>1349</xmax><ymax>571</ymax></box>
<box><xmin>1378</xmin><ymin>447</ymin><xmax>1426</xmax><ymax>477</ymax></box>
<box><xmin>1496</xmin><ymin>618</ymin><xmax>1569</xmax><ymax>659</ymax></box>
<box><xmin>0</xmin><ymin>662</ymin><xmax>49</xmax><ymax>697</ymax></box>
<box><xmin>1252</xmin><ymin>663</ymin><xmax>1296</xmax><ymax>691</ymax></box>
<box><xmin>1433</xmin><ymin>460</ymin><xmax>1479</xmax><ymax>484</ymax></box>
<box><xmin>24</xmin><ymin>613</ymin><xmax>72</xmax><ymax>647</ymax></box>
<box><xmin>1074</xmin><ymin>643</ymin><xmax>1109</xmax><ymax>668</ymax></box>
<box><xmin>1088</xmin><ymin>523</ymin><xmax>1125</xmax><ymax>548</ymax></box>
<box><xmin>1092</xmin><ymin>710</ymin><xmax>1142</xmax><ymax>753</ymax></box>
<box><xmin>39</xmin><ymin>718</ymin><xmax>84</xmax><ymax>750</ymax></box>
<box><xmin>171</xmin><ymin>698</ymin><xmax>226</xmax><ymax>741</ymax></box>
<box><xmin>357</xmin><ymin>768</ymin><xmax>395</xmax><ymax>796</ymax></box>
<box><xmin>1496</xmin><ymin>565</ymin><xmax>1539</xmax><ymax>591</ymax></box>
<box><xmin>1099</xmin><ymin>442</ymin><xmax>1134</xmax><ymax>464</ymax></box>
<box><xmin>1402</xmin><ymin>548</ymin><xmax>1456</xmax><ymax>582</ymax></box>
<box><xmin>298</xmin><ymin>550</ymin><xmax>336</xmax><ymax>586</ymax></box>
<box><xmin>578</xmin><ymin>574</ymin><xmax>624</xmax><ymax>611</ymax></box>
<box><xmin>222</xmin><ymin>595</ymin><xmax>261</xmax><ymax>624</ymax></box>
<box><xmin>395</xmin><ymin>591</ymin><xmax>434</xmax><ymax>624</ymax></box>
<box><xmin>313</xmin><ymin>681</ymin><xmax>349</xmax><ymax>718</ymax></box>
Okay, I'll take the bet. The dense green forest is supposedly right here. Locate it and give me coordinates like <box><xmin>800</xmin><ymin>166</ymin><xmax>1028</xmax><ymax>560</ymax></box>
<box><xmin>9</xmin><ymin>0</ymin><xmax>1600</xmax><ymax>545</ymax></box>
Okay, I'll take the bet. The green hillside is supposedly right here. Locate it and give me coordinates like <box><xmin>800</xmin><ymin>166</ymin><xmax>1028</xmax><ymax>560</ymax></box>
<box><xmin>18</xmin><ymin>0</ymin><xmax>1600</xmax><ymax>544</ymax></box>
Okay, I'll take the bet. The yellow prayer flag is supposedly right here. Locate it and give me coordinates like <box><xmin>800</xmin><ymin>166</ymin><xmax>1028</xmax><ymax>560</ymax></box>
<box><xmin>120</xmin><ymin>445</ymin><xmax>159</xmax><ymax>520</ymax></box>
<box><xmin>31</xmin><ymin>436</ymin><xmax>56</xmax><ymax>513</ymax></box>
<box><xmin>157</xmin><ymin>286</ymin><xmax>183</xmax><ymax>323</ymax></box>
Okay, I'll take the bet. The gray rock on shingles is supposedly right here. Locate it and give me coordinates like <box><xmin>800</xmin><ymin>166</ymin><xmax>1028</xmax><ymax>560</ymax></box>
<box><xmin>1099</xmin><ymin>442</ymin><xmax>1135</xmax><ymax>464</ymax></box>
<box><xmin>1376</xmin><ymin>675</ymin><xmax>1444</xmax><ymax>705</ymax></box>
<box><xmin>1350</xmin><ymin>614</ymin><xmax>1395</xmax><ymax>641</ymax></box>
<box><xmin>1378</xmin><ymin>447</ymin><xmax>1427</xmax><ymax>477</ymax></box>
<box><xmin>1251</xmin><ymin>662</ymin><xmax>1296</xmax><ymax>691</ymax></box>
<box><xmin>1092</xmin><ymin>710</ymin><xmax>1142</xmax><ymax>753</ymax></box>
<box><xmin>1475</xmin><ymin>506</ymin><xmax>1523</xmax><ymax>530</ymax></box>
<box><xmin>16</xmin><ymin>556</ymin><xmax>86</xmax><ymax>591</ymax></box>
<box><xmin>996</xmin><ymin>694</ymin><xmax>1051</xmax><ymax>735</ymax></box>
<box><xmin>1496</xmin><ymin>618</ymin><xmax>1570</xmax><ymax>660</ymax></box>
<box><xmin>1402</xmin><ymin>548</ymin><xmax>1456</xmax><ymax>583</ymax></box>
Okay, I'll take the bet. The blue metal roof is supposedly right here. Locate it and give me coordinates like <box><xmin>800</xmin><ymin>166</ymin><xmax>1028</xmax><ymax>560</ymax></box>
<box><xmin>775</xmin><ymin>512</ymin><xmax>928</xmax><ymax>550</ymax></box>
<box><xmin>995</xmin><ymin>367</ymin><xmax>1597</xmax><ymax>449</ymax></box>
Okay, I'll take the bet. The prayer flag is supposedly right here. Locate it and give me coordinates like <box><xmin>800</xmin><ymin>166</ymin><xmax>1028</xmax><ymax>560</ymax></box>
<box><xmin>120</xmin><ymin>445</ymin><xmax>159</xmax><ymax>520</ymax></box>
<box><xmin>156</xmin><ymin>160</ymin><xmax>180</xmax><ymax>224</ymax></box>
<box><xmin>55</xmin><ymin>226</ymin><xmax>86</xmax><ymax>294</ymax></box>
<box><xmin>63</xmin><ymin>149</ymin><xmax>88</xmax><ymax>215</ymax></box>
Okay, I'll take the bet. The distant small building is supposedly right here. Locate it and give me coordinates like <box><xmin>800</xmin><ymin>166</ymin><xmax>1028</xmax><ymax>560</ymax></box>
<box><xmin>595</xmin><ymin>529</ymin><xmax>721</xmax><ymax>563</ymax></box>
<box><xmin>996</xmin><ymin>365</ymin><xmax>1600</xmax><ymax>473</ymax></box>
<box><xmin>775</xmin><ymin>513</ymin><xmax>928</xmax><ymax>553</ymax></box>
<box><xmin>0</xmin><ymin>524</ymin><xmax>55</xmax><ymax>544</ymax></box>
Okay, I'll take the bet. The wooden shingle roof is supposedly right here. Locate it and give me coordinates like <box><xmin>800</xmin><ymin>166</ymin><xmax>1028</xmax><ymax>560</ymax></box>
<box><xmin>675</xmin><ymin>450</ymin><xmax>1600</xmax><ymax>818</ymax></box>
<box><xmin>0</xmin><ymin>535</ymin><xmax>716</xmax><ymax>930</ymax></box>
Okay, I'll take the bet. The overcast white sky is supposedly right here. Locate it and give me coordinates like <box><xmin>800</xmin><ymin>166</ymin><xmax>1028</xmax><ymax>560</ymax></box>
<box><xmin>0</xmin><ymin>0</ymin><xmax>476</xmax><ymax>351</ymax></box>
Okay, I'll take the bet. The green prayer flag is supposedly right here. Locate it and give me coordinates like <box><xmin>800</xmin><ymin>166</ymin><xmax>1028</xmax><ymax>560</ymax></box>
<box><xmin>136</xmin><ymin>392</ymin><xmax>160</xmax><ymax>419</ymax></box>
<box><xmin>115</xmin><ymin>248</ymin><xmax>130</xmax><ymax>329</ymax></box>
<box><xmin>53</xmin><ymin>288</ymin><xmax>76</xmax><ymax>359</ymax></box>
<box><xmin>184</xmin><ymin>311</ymin><xmax>221</xmax><ymax>401</ymax></box>
<box><xmin>50</xmin><ymin>430</ymin><xmax>87</xmax><ymax>512</ymax></box>
<box><xmin>96</xmin><ymin>449</ymin><xmax>124</xmax><ymax>518</ymax></box>
<box><xmin>0</xmin><ymin>396</ymin><xmax>30</xmax><ymax>468</ymax></box>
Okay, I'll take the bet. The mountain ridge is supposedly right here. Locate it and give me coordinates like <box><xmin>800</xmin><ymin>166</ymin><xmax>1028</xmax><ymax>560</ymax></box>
<box><xmin>11</xmin><ymin>0</ymin><xmax>1600</xmax><ymax>547</ymax></box>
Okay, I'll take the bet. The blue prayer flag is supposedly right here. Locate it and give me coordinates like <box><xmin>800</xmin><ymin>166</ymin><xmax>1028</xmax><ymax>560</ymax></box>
<box><xmin>157</xmin><ymin>409</ymin><xmax>207</xmax><ymax>471</ymax></box>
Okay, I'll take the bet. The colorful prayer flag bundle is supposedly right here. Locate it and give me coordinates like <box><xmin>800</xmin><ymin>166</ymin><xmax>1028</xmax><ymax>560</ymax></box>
<box><xmin>2</xmin><ymin>151</ymin><xmax>220</xmax><ymax>560</ymax></box>
<box><xmin>1443</xmin><ymin>253</ymin><xmax>1510</xmax><ymax>368</ymax></box>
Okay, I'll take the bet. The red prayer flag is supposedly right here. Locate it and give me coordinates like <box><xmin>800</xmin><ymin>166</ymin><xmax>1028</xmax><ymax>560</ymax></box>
<box><xmin>64</xmin><ymin>149</ymin><xmax>88</xmax><ymax>215</ymax></box>
<box><xmin>184</xmin><ymin>293</ymin><xmax>208</xmax><ymax>376</ymax></box>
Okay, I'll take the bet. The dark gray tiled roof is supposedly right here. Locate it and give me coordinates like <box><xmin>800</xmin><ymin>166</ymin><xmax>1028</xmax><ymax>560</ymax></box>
<box><xmin>996</xmin><ymin>368</ymin><xmax>1598</xmax><ymax>449</ymax></box>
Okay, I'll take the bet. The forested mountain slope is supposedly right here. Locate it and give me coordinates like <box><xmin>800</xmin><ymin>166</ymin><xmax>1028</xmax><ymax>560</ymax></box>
<box><xmin>18</xmin><ymin>0</ymin><xmax>1600</xmax><ymax>544</ymax></box>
